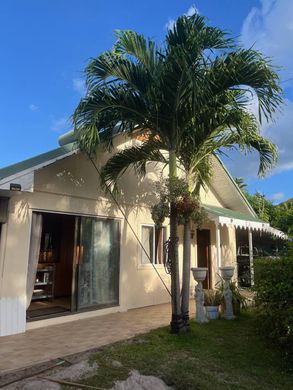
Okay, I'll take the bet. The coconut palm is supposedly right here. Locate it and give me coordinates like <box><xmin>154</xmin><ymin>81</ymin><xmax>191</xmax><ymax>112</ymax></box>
<box><xmin>73</xmin><ymin>14</ymin><xmax>282</xmax><ymax>333</ymax></box>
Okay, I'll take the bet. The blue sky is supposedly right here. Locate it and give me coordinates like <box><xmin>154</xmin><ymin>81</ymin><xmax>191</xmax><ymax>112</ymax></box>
<box><xmin>0</xmin><ymin>0</ymin><xmax>292</xmax><ymax>203</ymax></box>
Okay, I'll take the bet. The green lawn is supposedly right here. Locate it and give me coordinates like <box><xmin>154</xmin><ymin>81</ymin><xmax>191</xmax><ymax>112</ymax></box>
<box><xmin>77</xmin><ymin>312</ymin><xmax>292</xmax><ymax>390</ymax></box>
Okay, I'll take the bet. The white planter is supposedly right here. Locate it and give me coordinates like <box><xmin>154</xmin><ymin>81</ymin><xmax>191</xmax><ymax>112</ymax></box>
<box><xmin>205</xmin><ymin>306</ymin><xmax>219</xmax><ymax>320</ymax></box>
<box><xmin>220</xmin><ymin>266</ymin><xmax>235</xmax><ymax>281</ymax></box>
<box><xmin>191</xmin><ymin>267</ymin><xmax>208</xmax><ymax>282</ymax></box>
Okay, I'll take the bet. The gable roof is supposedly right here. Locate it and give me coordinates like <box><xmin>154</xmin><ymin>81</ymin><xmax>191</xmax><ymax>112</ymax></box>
<box><xmin>0</xmin><ymin>143</ymin><xmax>77</xmax><ymax>181</ymax></box>
<box><xmin>209</xmin><ymin>156</ymin><xmax>257</xmax><ymax>217</ymax></box>
<box><xmin>0</xmin><ymin>142</ymin><xmax>77</xmax><ymax>191</ymax></box>
<box><xmin>0</xmin><ymin>129</ymin><xmax>256</xmax><ymax>219</ymax></box>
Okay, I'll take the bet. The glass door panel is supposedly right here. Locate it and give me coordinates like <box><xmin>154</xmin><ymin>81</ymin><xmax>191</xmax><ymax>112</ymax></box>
<box><xmin>77</xmin><ymin>217</ymin><xmax>120</xmax><ymax>310</ymax></box>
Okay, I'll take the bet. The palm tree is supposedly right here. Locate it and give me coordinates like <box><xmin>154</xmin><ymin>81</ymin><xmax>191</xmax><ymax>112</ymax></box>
<box><xmin>100</xmin><ymin>101</ymin><xmax>278</xmax><ymax>327</ymax></box>
<box><xmin>73</xmin><ymin>14</ymin><xmax>282</xmax><ymax>333</ymax></box>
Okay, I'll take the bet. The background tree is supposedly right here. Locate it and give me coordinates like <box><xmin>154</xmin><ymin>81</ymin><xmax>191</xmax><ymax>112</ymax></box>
<box><xmin>235</xmin><ymin>179</ymin><xmax>293</xmax><ymax>236</ymax></box>
<box><xmin>73</xmin><ymin>14</ymin><xmax>283</xmax><ymax>333</ymax></box>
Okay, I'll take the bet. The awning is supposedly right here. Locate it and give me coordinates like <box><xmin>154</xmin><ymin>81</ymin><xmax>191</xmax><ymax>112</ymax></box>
<box><xmin>203</xmin><ymin>204</ymin><xmax>287</xmax><ymax>239</ymax></box>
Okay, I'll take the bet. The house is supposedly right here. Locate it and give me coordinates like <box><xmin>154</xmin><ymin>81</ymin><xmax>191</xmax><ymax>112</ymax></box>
<box><xmin>0</xmin><ymin>130</ymin><xmax>284</xmax><ymax>337</ymax></box>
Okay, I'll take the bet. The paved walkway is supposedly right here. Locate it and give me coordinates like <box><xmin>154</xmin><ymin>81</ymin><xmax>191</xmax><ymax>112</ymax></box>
<box><xmin>0</xmin><ymin>302</ymin><xmax>187</xmax><ymax>376</ymax></box>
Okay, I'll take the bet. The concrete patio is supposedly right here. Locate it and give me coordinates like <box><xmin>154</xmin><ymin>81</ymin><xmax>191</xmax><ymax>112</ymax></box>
<box><xmin>0</xmin><ymin>302</ymin><xmax>187</xmax><ymax>377</ymax></box>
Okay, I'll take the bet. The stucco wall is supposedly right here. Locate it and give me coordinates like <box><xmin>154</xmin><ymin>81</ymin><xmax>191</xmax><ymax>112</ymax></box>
<box><xmin>0</xmin><ymin>134</ymin><xmax>236</xmax><ymax>335</ymax></box>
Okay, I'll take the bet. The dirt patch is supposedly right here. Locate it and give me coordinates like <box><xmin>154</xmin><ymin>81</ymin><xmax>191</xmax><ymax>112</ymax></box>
<box><xmin>3</xmin><ymin>360</ymin><xmax>98</xmax><ymax>389</ymax></box>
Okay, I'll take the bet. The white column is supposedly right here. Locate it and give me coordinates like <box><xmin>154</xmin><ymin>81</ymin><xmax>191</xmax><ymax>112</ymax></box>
<box><xmin>216</xmin><ymin>223</ymin><xmax>222</xmax><ymax>269</ymax></box>
<box><xmin>248</xmin><ymin>228</ymin><xmax>254</xmax><ymax>286</ymax></box>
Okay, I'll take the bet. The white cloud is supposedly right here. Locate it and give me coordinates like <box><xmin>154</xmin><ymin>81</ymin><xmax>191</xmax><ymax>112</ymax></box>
<box><xmin>185</xmin><ymin>5</ymin><xmax>198</xmax><ymax>17</ymax></box>
<box><xmin>166</xmin><ymin>4</ymin><xmax>199</xmax><ymax>30</ymax></box>
<box><xmin>224</xmin><ymin>0</ymin><xmax>293</xmax><ymax>180</ymax></box>
<box><xmin>72</xmin><ymin>78</ymin><xmax>86</xmax><ymax>96</ymax></box>
<box><xmin>223</xmin><ymin>98</ymin><xmax>293</xmax><ymax>179</ymax></box>
<box><xmin>51</xmin><ymin>116</ymin><xmax>70</xmax><ymax>133</ymax></box>
<box><xmin>269</xmin><ymin>192</ymin><xmax>285</xmax><ymax>203</ymax></box>
<box><xmin>241</xmin><ymin>0</ymin><xmax>293</xmax><ymax>86</ymax></box>
<box><xmin>29</xmin><ymin>104</ymin><xmax>38</xmax><ymax>111</ymax></box>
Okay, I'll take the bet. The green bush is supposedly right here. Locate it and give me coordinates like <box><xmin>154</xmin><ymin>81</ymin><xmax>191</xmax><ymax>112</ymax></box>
<box><xmin>254</xmin><ymin>246</ymin><xmax>293</xmax><ymax>357</ymax></box>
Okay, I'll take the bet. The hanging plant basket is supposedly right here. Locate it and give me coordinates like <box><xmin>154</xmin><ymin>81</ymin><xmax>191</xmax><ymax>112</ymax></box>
<box><xmin>175</xmin><ymin>198</ymin><xmax>198</xmax><ymax>216</ymax></box>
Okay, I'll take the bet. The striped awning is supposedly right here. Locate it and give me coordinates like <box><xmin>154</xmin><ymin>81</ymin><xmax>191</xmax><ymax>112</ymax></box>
<box><xmin>203</xmin><ymin>204</ymin><xmax>287</xmax><ymax>239</ymax></box>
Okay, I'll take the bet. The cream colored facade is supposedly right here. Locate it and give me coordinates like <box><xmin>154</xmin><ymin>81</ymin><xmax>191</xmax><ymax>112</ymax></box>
<box><xmin>0</xmin><ymin>134</ymin><xmax>242</xmax><ymax>337</ymax></box>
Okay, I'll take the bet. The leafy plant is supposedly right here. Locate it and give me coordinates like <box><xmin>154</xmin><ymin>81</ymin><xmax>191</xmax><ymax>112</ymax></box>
<box><xmin>254</xmin><ymin>245</ymin><xmax>293</xmax><ymax>357</ymax></box>
<box><xmin>204</xmin><ymin>289</ymin><xmax>223</xmax><ymax>306</ymax></box>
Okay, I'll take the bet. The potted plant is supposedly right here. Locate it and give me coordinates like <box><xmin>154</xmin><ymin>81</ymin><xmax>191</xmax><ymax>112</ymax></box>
<box><xmin>203</xmin><ymin>289</ymin><xmax>222</xmax><ymax>319</ymax></box>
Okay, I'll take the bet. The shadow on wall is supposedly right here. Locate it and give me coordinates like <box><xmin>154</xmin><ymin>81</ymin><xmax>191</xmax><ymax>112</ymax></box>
<box><xmin>14</xmin><ymin>199</ymin><xmax>30</xmax><ymax>223</ymax></box>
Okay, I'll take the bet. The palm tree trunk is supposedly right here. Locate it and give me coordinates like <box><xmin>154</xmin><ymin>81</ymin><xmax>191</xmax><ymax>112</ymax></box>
<box><xmin>169</xmin><ymin>150</ymin><xmax>185</xmax><ymax>333</ymax></box>
<box><xmin>181</xmin><ymin>219</ymin><xmax>191</xmax><ymax>329</ymax></box>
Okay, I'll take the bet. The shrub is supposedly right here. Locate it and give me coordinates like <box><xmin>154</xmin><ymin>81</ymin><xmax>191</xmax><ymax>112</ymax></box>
<box><xmin>254</xmin><ymin>245</ymin><xmax>293</xmax><ymax>357</ymax></box>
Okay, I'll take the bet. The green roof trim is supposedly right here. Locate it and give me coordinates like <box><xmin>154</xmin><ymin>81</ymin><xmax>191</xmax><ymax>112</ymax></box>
<box><xmin>203</xmin><ymin>204</ymin><xmax>265</xmax><ymax>223</ymax></box>
<box><xmin>0</xmin><ymin>142</ymin><xmax>77</xmax><ymax>181</ymax></box>
<box><xmin>214</xmin><ymin>155</ymin><xmax>257</xmax><ymax>217</ymax></box>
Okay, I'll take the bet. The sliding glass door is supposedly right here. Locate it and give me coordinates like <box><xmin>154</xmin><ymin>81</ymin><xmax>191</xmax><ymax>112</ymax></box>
<box><xmin>77</xmin><ymin>217</ymin><xmax>120</xmax><ymax>310</ymax></box>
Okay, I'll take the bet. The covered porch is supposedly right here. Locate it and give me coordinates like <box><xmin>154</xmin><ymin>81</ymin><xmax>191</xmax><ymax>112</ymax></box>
<box><xmin>204</xmin><ymin>205</ymin><xmax>287</xmax><ymax>287</ymax></box>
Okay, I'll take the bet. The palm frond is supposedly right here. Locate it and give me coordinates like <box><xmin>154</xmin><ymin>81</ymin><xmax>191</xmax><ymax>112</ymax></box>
<box><xmin>207</xmin><ymin>49</ymin><xmax>283</xmax><ymax>123</ymax></box>
<box><xmin>166</xmin><ymin>14</ymin><xmax>235</xmax><ymax>56</ymax></box>
<box><xmin>100</xmin><ymin>139</ymin><xmax>167</xmax><ymax>190</ymax></box>
<box><xmin>114</xmin><ymin>30</ymin><xmax>160</xmax><ymax>71</ymax></box>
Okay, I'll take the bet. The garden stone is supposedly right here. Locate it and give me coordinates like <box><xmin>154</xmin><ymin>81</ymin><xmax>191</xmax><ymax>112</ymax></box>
<box><xmin>112</xmin><ymin>370</ymin><xmax>172</xmax><ymax>389</ymax></box>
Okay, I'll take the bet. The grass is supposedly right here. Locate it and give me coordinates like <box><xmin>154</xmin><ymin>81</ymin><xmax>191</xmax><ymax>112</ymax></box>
<box><xmin>74</xmin><ymin>311</ymin><xmax>292</xmax><ymax>389</ymax></box>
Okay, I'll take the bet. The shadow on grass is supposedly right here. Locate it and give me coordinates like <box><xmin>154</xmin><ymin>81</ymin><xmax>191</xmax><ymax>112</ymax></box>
<box><xmin>78</xmin><ymin>311</ymin><xmax>292</xmax><ymax>390</ymax></box>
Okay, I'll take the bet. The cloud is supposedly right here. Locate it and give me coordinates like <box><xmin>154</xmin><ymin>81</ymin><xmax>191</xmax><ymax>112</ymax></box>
<box><xmin>185</xmin><ymin>5</ymin><xmax>198</xmax><ymax>17</ymax></box>
<box><xmin>241</xmin><ymin>0</ymin><xmax>293</xmax><ymax>87</ymax></box>
<box><xmin>223</xmin><ymin>1</ymin><xmax>293</xmax><ymax>180</ymax></box>
<box><xmin>29</xmin><ymin>104</ymin><xmax>38</xmax><ymax>111</ymax></box>
<box><xmin>269</xmin><ymin>192</ymin><xmax>285</xmax><ymax>203</ymax></box>
<box><xmin>72</xmin><ymin>78</ymin><xmax>86</xmax><ymax>96</ymax></box>
<box><xmin>51</xmin><ymin>116</ymin><xmax>70</xmax><ymax>133</ymax></box>
<box><xmin>223</xmin><ymin>97</ymin><xmax>293</xmax><ymax>179</ymax></box>
<box><xmin>166</xmin><ymin>4</ymin><xmax>199</xmax><ymax>30</ymax></box>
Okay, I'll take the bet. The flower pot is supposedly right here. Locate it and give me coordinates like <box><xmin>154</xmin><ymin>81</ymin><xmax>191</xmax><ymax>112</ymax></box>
<box><xmin>219</xmin><ymin>266</ymin><xmax>235</xmax><ymax>281</ymax></box>
<box><xmin>205</xmin><ymin>306</ymin><xmax>219</xmax><ymax>320</ymax></box>
<box><xmin>191</xmin><ymin>267</ymin><xmax>208</xmax><ymax>282</ymax></box>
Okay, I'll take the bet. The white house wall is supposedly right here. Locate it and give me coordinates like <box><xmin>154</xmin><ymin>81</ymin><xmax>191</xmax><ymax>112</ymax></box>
<box><xmin>0</xmin><ymin>134</ymin><xmax>236</xmax><ymax>336</ymax></box>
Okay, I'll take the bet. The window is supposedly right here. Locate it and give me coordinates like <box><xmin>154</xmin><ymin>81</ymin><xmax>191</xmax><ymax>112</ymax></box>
<box><xmin>141</xmin><ymin>225</ymin><xmax>167</xmax><ymax>265</ymax></box>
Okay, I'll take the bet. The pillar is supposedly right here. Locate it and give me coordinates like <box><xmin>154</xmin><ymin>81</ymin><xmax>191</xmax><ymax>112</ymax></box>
<box><xmin>248</xmin><ymin>228</ymin><xmax>254</xmax><ymax>286</ymax></box>
<box><xmin>216</xmin><ymin>223</ymin><xmax>222</xmax><ymax>269</ymax></box>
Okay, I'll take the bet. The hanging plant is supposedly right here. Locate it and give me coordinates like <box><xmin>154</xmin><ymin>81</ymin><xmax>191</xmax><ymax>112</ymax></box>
<box><xmin>151</xmin><ymin>177</ymin><xmax>207</xmax><ymax>227</ymax></box>
<box><xmin>151</xmin><ymin>201</ymin><xmax>169</xmax><ymax>228</ymax></box>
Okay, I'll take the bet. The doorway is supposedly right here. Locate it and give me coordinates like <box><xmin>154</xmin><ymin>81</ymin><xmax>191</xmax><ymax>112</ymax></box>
<box><xmin>27</xmin><ymin>213</ymin><xmax>75</xmax><ymax>319</ymax></box>
<box><xmin>197</xmin><ymin>229</ymin><xmax>211</xmax><ymax>289</ymax></box>
<box><xmin>26</xmin><ymin>212</ymin><xmax>120</xmax><ymax>320</ymax></box>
